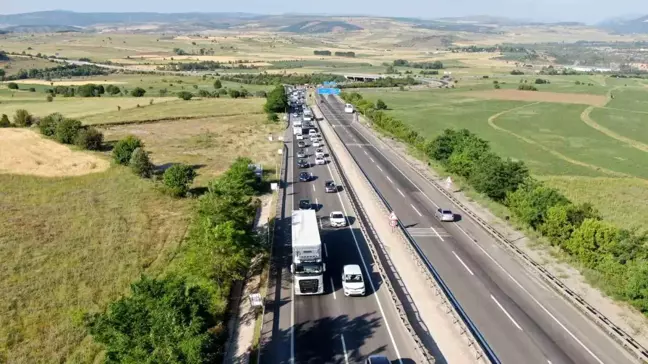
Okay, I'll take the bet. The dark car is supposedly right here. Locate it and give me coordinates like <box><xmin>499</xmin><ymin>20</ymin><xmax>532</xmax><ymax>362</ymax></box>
<box><xmin>365</xmin><ymin>356</ymin><xmax>390</xmax><ymax>364</ymax></box>
<box><xmin>299</xmin><ymin>172</ymin><xmax>311</xmax><ymax>182</ymax></box>
<box><xmin>325</xmin><ymin>180</ymin><xmax>337</xmax><ymax>193</ymax></box>
<box><xmin>297</xmin><ymin>159</ymin><xmax>309</xmax><ymax>168</ymax></box>
<box><xmin>299</xmin><ymin>199</ymin><xmax>311</xmax><ymax>210</ymax></box>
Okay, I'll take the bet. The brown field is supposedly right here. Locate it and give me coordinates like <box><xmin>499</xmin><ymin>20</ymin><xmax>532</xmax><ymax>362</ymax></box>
<box><xmin>461</xmin><ymin>89</ymin><xmax>608</xmax><ymax>106</ymax></box>
<box><xmin>0</xmin><ymin>128</ymin><xmax>110</xmax><ymax>177</ymax></box>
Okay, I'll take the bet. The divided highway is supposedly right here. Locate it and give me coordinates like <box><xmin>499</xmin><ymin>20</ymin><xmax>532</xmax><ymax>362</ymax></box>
<box><xmin>318</xmin><ymin>95</ymin><xmax>637</xmax><ymax>364</ymax></box>
<box><xmin>260</xmin><ymin>104</ymin><xmax>420</xmax><ymax>363</ymax></box>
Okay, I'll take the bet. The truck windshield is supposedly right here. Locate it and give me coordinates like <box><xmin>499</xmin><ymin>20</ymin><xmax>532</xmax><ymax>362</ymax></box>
<box><xmin>295</xmin><ymin>263</ymin><xmax>323</xmax><ymax>275</ymax></box>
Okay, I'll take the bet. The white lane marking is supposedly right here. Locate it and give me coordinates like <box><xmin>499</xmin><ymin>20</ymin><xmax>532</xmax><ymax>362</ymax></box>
<box><xmin>346</xmin><ymin>118</ymin><xmax>607</xmax><ymax>363</ymax></box>
<box><xmin>312</xmin><ymin>184</ymin><xmax>316</xmax><ymax>192</ymax></box>
<box><xmin>341</xmin><ymin>334</ymin><xmax>350</xmax><ymax>364</ymax></box>
<box><xmin>370</xmin><ymin>157</ymin><xmax>375</xmax><ymax>163</ymax></box>
<box><xmin>491</xmin><ymin>294</ymin><xmax>523</xmax><ymax>331</ymax></box>
<box><xmin>364</xmin><ymin>150</ymin><xmax>368</xmax><ymax>155</ymax></box>
<box><xmin>315</xmin><ymin>198</ymin><xmax>319</xmax><ymax>210</ymax></box>
<box><xmin>385</xmin><ymin>176</ymin><xmax>393</xmax><ymax>183</ymax></box>
<box><xmin>323</xmin><ymin>153</ymin><xmax>404</xmax><ymax>364</ymax></box>
<box><xmin>323</xmin><ymin>243</ymin><xmax>328</xmax><ymax>258</ymax></box>
<box><xmin>452</xmin><ymin>251</ymin><xmax>474</xmax><ymax>276</ymax></box>
<box><xmin>331</xmin><ymin>277</ymin><xmax>337</xmax><ymax>300</ymax></box>
<box><xmin>410</xmin><ymin>204</ymin><xmax>422</xmax><ymax>217</ymax></box>
<box><xmin>430</xmin><ymin>227</ymin><xmax>445</xmax><ymax>242</ymax></box>
<box><xmin>547</xmin><ymin>361</ymin><xmax>553</xmax><ymax>364</ymax></box>
<box><xmin>396</xmin><ymin>188</ymin><xmax>405</xmax><ymax>197</ymax></box>
<box><xmin>377</xmin><ymin>165</ymin><xmax>383</xmax><ymax>172</ymax></box>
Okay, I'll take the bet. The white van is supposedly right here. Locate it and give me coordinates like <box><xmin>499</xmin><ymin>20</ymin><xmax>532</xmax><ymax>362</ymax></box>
<box><xmin>342</xmin><ymin>264</ymin><xmax>365</xmax><ymax>296</ymax></box>
<box><xmin>344</xmin><ymin>104</ymin><xmax>354</xmax><ymax>113</ymax></box>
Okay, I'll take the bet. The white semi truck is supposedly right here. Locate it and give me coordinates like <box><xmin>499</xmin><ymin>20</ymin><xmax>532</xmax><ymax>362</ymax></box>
<box><xmin>291</xmin><ymin>209</ymin><xmax>325</xmax><ymax>295</ymax></box>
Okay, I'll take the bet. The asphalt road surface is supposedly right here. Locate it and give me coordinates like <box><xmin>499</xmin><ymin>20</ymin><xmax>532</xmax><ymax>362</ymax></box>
<box><xmin>260</xmin><ymin>105</ymin><xmax>420</xmax><ymax>364</ymax></box>
<box><xmin>318</xmin><ymin>94</ymin><xmax>637</xmax><ymax>364</ymax></box>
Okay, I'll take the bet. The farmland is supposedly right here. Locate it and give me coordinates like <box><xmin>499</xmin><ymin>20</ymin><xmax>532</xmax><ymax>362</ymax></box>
<box><xmin>359</xmin><ymin>78</ymin><xmax>648</xmax><ymax>231</ymax></box>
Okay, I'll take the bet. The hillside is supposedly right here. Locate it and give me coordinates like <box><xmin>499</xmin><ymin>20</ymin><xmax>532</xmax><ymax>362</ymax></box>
<box><xmin>281</xmin><ymin>20</ymin><xmax>363</xmax><ymax>33</ymax></box>
<box><xmin>598</xmin><ymin>15</ymin><xmax>648</xmax><ymax>34</ymax></box>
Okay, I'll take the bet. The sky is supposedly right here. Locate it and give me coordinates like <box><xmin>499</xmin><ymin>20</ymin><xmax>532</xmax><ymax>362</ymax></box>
<box><xmin>1</xmin><ymin>0</ymin><xmax>647</xmax><ymax>24</ymax></box>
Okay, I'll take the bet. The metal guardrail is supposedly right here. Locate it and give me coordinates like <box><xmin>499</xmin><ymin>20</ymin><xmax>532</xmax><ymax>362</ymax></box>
<box><xmin>316</xmin><ymin>96</ymin><xmax>498</xmax><ymax>364</ymax></box>
<box><xmin>328</xmin><ymin>95</ymin><xmax>648</xmax><ymax>364</ymax></box>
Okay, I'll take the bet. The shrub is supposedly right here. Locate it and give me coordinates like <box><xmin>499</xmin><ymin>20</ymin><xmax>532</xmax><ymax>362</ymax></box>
<box><xmin>267</xmin><ymin>112</ymin><xmax>279</xmax><ymax>122</ymax></box>
<box><xmin>510</xmin><ymin>69</ymin><xmax>524</xmax><ymax>75</ymax></box>
<box><xmin>112</xmin><ymin>135</ymin><xmax>143</xmax><ymax>165</ymax></box>
<box><xmin>28</xmin><ymin>87</ymin><xmax>36</xmax><ymax>92</ymax></box>
<box><xmin>375</xmin><ymin>99</ymin><xmax>388</xmax><ymax>110</ymax></box>
<box><xmin>129</xmin><ymin>147</ymin><xmax>154</xmax><ymax>178</ymax></box>
<box><xmin>177</xmin><ymin>91</ymin><xmax>193</xmax><ymax>100</ymax></box>
<box><xmin>229</xmin><ymin>89</ymin><xmax>241</xmax><ymax>98</ymax></box>
<box><xmin>46</xmin><ymin>95</ymin><xmax>53</xmax><ymax>102</ymax></box>
<box><xmin>74</xmin><ymin>127</ymin><xmax>104</xmax><ymax>150</ymax></box>
<box><xmin>494</xmin><ymin>83</ymin><xmax>501</xmax><ymax>89</ymax></box>
<box><xmin>39</xmin><ymin>112</ymin><xmax>64</xmax><ymax>136</ymax></box>
<box><xmin>213</xmin><ymin>79</ymin><xmax>222</xmax><ymax>89</ymax></box>
<box><xmin>130</xmin><ymin>87</ymin><xmax>146</xmax><ymax>97</ymax></box>
<box><xmin>55</xmin><ymin>118</ymin><xmax>83</xmax><ymax>144</ymax></box>
<box><xmin>255</xmin><ymin>90</ymin><xmax>267</xmax><ymax>98</ymax></box>
<box><xmin>518</xmin><ymin>84</ymin><xmax>538</xmax><ymax>91</ymax></box>
<box><xmin>0</xmin><ymin>114</ymin><xmax>11</xmax><ymax>127</ymax></box>
<box><xmin>13</xmin><ymin>109</ymin><xmax>33</xmax><ymax>127</ymax></box>
<box><xmin>264</xmin><ymin>85</ymin><xmax>287</xmax><ymax>113</ymax></box>
<box><xmin>197</xmin><ymin>89</ymin><xmax>211</xmax><ymax>98</ymax></box>
<box><xmin>163</xmin><ymin>164</ymin><xmax>197</xmax><ymax>197</ymax></box>
<box><xmin>7</xmin><ymin>82</ymin><xmax>19</xmax><ymax>90</ymax></box>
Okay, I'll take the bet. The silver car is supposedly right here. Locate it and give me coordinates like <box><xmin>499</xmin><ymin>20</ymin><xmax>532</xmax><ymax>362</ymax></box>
<box><xmin>435</xmin><ymin>208</ymin><xmax>454</xmax><ymax>222</ymax></box>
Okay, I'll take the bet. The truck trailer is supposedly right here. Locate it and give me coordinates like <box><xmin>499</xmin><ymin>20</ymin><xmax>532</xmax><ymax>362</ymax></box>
<box><xmin>291</xmin><ymin>209</ymin><xmax>325</xmax><ymax>295</ymax></box>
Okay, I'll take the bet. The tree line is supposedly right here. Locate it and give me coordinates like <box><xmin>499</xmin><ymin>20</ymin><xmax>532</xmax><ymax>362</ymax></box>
<box><xmin>85</xmin><ymin>156</ymin><xmax>265</xmax><ymax>362</ymax></box>
<box><xmin>392</xmin><ymin>59</ymin><xmax>444</xmax><ymax>69</ymax></box>
<box><xmin>339</xmin><ymin>77</ymin><xmax>420</xmax><ymax>89</ymax></box>
<box><xmin>313</xmin><ymin>50</ymin><xmax>332</xmax><ymax>56</ymax></box>
<box><xmin>220</xmin><ymin>73</ymin><xmax>346</xmax><ymax>86</ymax></box>
<box><xmin>3</xmin><ymin>64</ymin><xmax>112</xmax><ymax>81</ymax></box>
<box><xmin>341</xmin><ymin>91</ymin><xmax>648</xmax><ymax>315</ymax></box>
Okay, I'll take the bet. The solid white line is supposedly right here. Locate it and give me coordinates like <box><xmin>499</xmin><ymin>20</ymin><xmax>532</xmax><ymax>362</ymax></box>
<box><xmin>323</xmin><ymin>242</ymin><xmax>328</xmax><ymax>258</ymax></box>
<box><xmin>452</xmin><ymin>251</ymin><xmax>474</xmax><ymax>276</ymax></box>
<box><xmin>385</xmin><ymin>176</ymin><xmax>393</xmax><ymax>183</ymax></box>
<box><xmin>377</xmin><ymin>165</ymin><xmax>383</xmax><ymax>172</ymax></box>
<box><xmin>410</xmin><ymin>204</ymin><xmax>422</xmax><ymax>217</ymax></box>
<box><xmin>330</xmin><ymin>277</ymin><xmax>337</xmax><ymax>300</ymax></box>
<box><xmin>430</xmin><ymin>227</ymin><xmax>444</xmax><ymax>242</ymax></box>
<box><xmin>346</xmin><ymin>119</ymin><xmax>607</xmax><ymax>363</ymax></box>
<box><xmin>323</xmin><ymin>149</ymin><xmax>404</xmax><ymax>364</ymax></box>
<box><xmin>396</xmin><ymin>188</ymin><xmax>405</xmax><ymax>197</ymax></box>
<box><xmin>491</xmin><ymin>294</ymin><xmax>523</xmax><ymax>331</ymax></box>
<box><xmin>341</xmin><ymin>334</ymin><xmax>350</xmax><ymax>364</ymax></box>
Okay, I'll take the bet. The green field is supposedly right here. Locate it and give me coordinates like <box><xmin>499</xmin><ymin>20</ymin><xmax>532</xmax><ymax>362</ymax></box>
<box><xmin>359</xmin><ymin>76</ymin><xmax>648</xmax><ymax>230</ymax></box>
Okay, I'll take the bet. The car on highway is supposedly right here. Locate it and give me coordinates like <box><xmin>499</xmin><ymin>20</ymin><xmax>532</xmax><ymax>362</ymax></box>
<box><xmin>310</xmin><ymin>135</ymin><xmax>319</xmax><ymax>142</ymax></box>
<box><xmin>297</xmin><ymin>149</ymin><xmax>307</xmax><ymax>158</ymax></box>
<box><xmin>299</xmin><ymin>171</ymin><xmax>312</xmax><ymax>182</ymax></box>
<box><xmin>299</xmin><ymin>199</ymin><xmax>311</xmax><ymax>210</ymax></box>
<box><xmin>313</xmin><ymin>140</ymin><xmax>322</xmax><ymax>147</ymax></box>
<box><xmin>315</xmin><ymin>157</ymin><xmax>326</xmax><ymax>165</ymax></box>
<box><xmin>364</xmin><ymin>355</ymin><xmax>389</xmax><ymax>364</ymax></box>
<box><xmin>342</xmin><ymin>264</ymin><xmax>365</xmax><ymax>296</ymax></box>
<box><xmin>435</xmin><ymin>208</ymin><xmax>455</xmax><ymax>222</ymax></box>
<box><xmin>297</xmin><ymin>141</ymin><xmax>306</xmax><ymax>148</ymax></box>
<box><xmin>344</xmin><ymin>103</ymin><xmax>354</xmax><ymax>113</ymax></box>
<box><xmin>329</xmin><ymin>211</ymin><xmax>346</xmax><ymax>227</ymax></box>
<box><xmin>324</xmin><ymin>180</ymin><xmax>337</xmax><ymax>193</ymax></box>
<box><xmin>296</xmin><ymin>133</ymin><xmax>304</xmax><ymax>140</ymax></box>
<box><xmin>309</xmin><ymin>129</ymin><xmax>317</xmax><ymax>136</ymax></box>
<box><xmin>297</xmin><ymin>159</ymin><xmax>309</xmax><ymax>168</ymax></box>
<box><xmin>315</xmin><ymin>148</ymin><xmax>325</xmax><ymax>158</ymax></box>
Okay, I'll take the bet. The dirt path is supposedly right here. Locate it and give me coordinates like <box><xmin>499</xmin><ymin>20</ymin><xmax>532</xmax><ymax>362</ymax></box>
<box><xmin>487</xmin><ymin>102</ymin><xmax>629</xmax><ymax>177</ymax></box>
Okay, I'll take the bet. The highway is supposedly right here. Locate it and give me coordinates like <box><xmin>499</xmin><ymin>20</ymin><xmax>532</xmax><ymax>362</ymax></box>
<box><xmin>260</xmin><ymin>102</ymin><xmax>420</xmax><ymax>363</ymax></box>
<box><xmin>318</xmin><ymin>94</ymin><xmax>637</xmax><ymax>364</ymax></box>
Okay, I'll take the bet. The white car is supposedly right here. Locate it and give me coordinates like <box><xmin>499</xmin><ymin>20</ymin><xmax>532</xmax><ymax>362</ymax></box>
<box><xmin>309</xmin><ymin>129</ymin><xmax>317</xmax><ymax>136</ymax></box>
<box><xmin>344</xmin><ymin>103</ymin><xmax>354</xmax><ymax>113</ymax></box>
<box><xmin>329</xmin><ymin>211</ymin><xmax>346</xmax><ymax>227</ymax></box>
<box><xmin>435</xmin><ymin>208</ymin><xmax>455</xmax><ymax>222</ymax></box>
<box><xmin>310</xmin><ymin>135</ymin><xmax>319</xmax><ymax>142</ymax></box>
<box><xmin>315</xmin><ymin>148</ymin><xmax>325</xmax><ymax>158</ymax></box>
<box><xmin>313</xmin><ymin>140</ymin><xmax>322</xmax><ymax>148</ymax></box>
<box><xmin>315</xmin><ymin>157</ymin><xmax>326</xmax><ymax>165</ymax></box>
<box><xmin>296</xmin><ymin>133</ymin><xmax>304</xmax><ymax>140</ymax></box>
<box><xmin>342</xmin><ymin>264</ymin><xmax>365</xmax><ymax>296</ymax></box>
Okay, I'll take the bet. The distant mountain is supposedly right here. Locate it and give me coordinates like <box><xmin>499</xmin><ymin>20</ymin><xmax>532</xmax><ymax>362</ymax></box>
<box><xmin>281</xmin><ymin>21</ymin><xmax>363</xmax><ymax>33</ymax></box>
<box><xmin>1</xmin><ymin>24</ymin><xmax>83</xmax><ymax>33</ymax></box>
<box><xmin>597</xmin><ymin>15</ymin><xmax>648</xmax><ymax>34</ymax></box>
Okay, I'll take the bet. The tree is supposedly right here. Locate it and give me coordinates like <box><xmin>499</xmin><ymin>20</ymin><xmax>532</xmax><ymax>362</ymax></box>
<box><xmin>46</xmin><ymin>94</ymin><xmax>53</xmax><ymax>102</ymax></box>
<box><xmin>264</xmin><ymin>85</ymin><xmax>288</xmax><ymax>113</ymax></box>
<box><xmin>163</xmin><ymin>164</ymin><xmax>197</xmax><ymax>197</ymax></box>
<box><xmin>0</xmin><ymin>69</ymin><xmax>5</xmax><ymax>80</ymax></box>
<box><xmin>39</xmin><ymin>112</ymin><xmax>64</xmax><ymax>136</ymax></box>
<box><xmin>267</xmin><ymin>112</ymin><xmax>279</xmax><ymax>122</ymax></box>
<box><xmin>197</xmin><ymin>89</ymin><xmax>211</xmax><ymax>97</ymax></box>
<box><xmin>213</xmin><ymin>79</ymin><xmax>222</xmax><ymax>89</ymax></box>
<box><xmin>375</xmin><ymin>99</ymin><xmax>388</xmax><ymax>110</ymax></box>
<box><xmin>432</xmin><ymin>60</ymin><xmax>444</xmax><ymax>69</ymax></box>
<box><xmin>7</xmin><ymin>82</ymin><xmax>18</xmax><ymax>90</ymax></box>
<box><xmin>0</xmin><ymin>114</ymin><xmax>10</xmax><ymax>127</ymax></box>
<box><xmin>506</xmin><ymin>181</ymin><xmax>569</xmax><ymax>229</ymax></box>
<box><xmin>564</xmin><ymin>218</ymin><xmax>620</xmax><ymax>269</ymax></box>
<box><xmin>470</xmin><ymin>155</ymin><xmax>529</xmax><ymax>201</ymax></box>
<box><xmin>130</xmin><ymin>87</ymin><xmax>146</xmax><ymax>97</ymax></box>
<box><xmin>112</xmin><ymin>135</ymin><xmax>143</xmax><ymax>165</ymax></box>
<box><xmin>129</xmin><ymin>147</ymin><xmax>154</xmax><ymax>178</ymax></box>
<box><xmin>55</xmin><ymin>118</ymin><xmax>83</xmax><ymax>144</ymax></box>
<box><xmin>105</xmin><ymin>84</ymin><xmax>121</xmax><ymax>95</ymax></box>
<box><xmin>13</xmin><ymin>109</ymin><xmax>33</xmax><ymax>127</ymax></box>
<box><xmin>177</xmin><ymin>91</ymin><xmax>193</xmax><ymax>100</ymax></box>
<box><xmin>229</xmin><ymin>89</ymin><xmax>241</xmax><ymax>98</ymax></box>
<box><xmin>75</xmin><ymin>127</ymin><xmax>104</xmax><ymax>150</ymax></box>
<box><xmin>86</xmin><ymin>275</ymin><xmax>217</xmax><ymax>364</ymax></box>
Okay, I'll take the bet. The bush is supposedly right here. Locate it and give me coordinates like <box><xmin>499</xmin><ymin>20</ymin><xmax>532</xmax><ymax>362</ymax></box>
<box><xmin>7</xmin><ymin>82</ymin><xmax>18</xmax><ymax>90</ymax></box>
<box><xmin>113</xmin><ymin>135</ymin><xmax>143</xmax><ymax>165</ymax></box>
<box><xmin>229</xmin><ymin>89</ymin><xmax>241</xmax><ymax>98</ymax></box>
<box><xmin>177</xmin><ymin>91</ymin><xmax>193</xmax><ymax>100</ymax></box>
<box><xmin>55</xmin><ymin>118</ymin><xmax>83</xmax><ymax>144</ymax></box>
<box><xmin>163</xmin><ymin>164</ymin><xmax>197</xmax><ymax>197</ymax></box>
<box><xmin>0</xmin><ymin>114</ymin><xmax>11</xmax><ymax>127</ymax></box>
<box><xmin>130</xmin><ymin>87</ymin><xmax>146</xmax><ymax>97</ymax></box>
<box><xmin>264</xmin><ymin>85</ymin><xmax>288</xmax><ymax>113</ymax></box>
<box><xmin>267</xmin><ymin>112</ymin><xmax>279</xmax><ymax>122</ymax></box>
<box><xmin>375</xmin><ymin>99</ymin><xmax>388</xmax><ymax>110</ymax></box>
<box><xmin>494</xmin><ymin>83</ymin><xmax>501</xmax><ymax>89</ymax></box>
<box><xmin>510</xmin><ymin>69</ymin><xmax>524</xmax><ymax>75</ymax></box>
<box><xmin>518</xmin><ymin>84</ymin><xmax>538</xmax><ymax>91</ymax></box>
<box><xmin>46</xmin><ymin>94</ymin><xmax>53</xmax><ymax>102</ymax></box>
<box><xmin>255</xmin><ymin>90</ymin><xmax>267</xmax><ymax>98</ymax></box>
<box><xmin>39</xmin><ymin>112</ymin><xmax>64</xmax><ymax>136</ymax></box>
<box><xmin>129</xmin><ymin>147</ymin><xmax>154</xmax><ymax>178</ymax></box>
<box><xmin>213</xmin><ymin>79</ymin><xmax>222</xmax><ymax>89</ymax></box>
<box><xmin>28</xmin><ymin>87</ymin><xmax>36</xmax><ymax>92</ymax></box>
<box><xmin>74</xmin><ymin>127</ymin><xmax>104</xmax><ymax>150</ymax></box>
<box><xmin>197</xmin><ymin>89</ymin><xmax>211</xmax><ymax>98</ymax></box>
<box><xmin>13</xmin><ymin>109</ymin><xmax>33</xmax><ymax>127</ymax></box>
